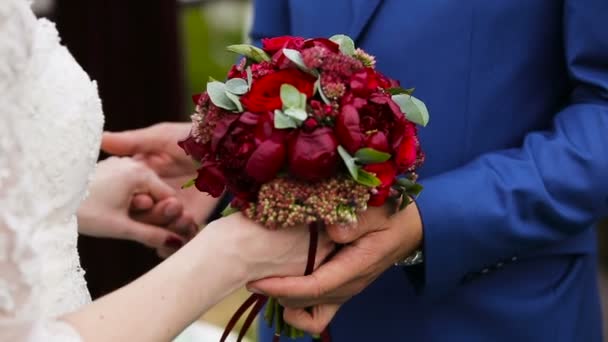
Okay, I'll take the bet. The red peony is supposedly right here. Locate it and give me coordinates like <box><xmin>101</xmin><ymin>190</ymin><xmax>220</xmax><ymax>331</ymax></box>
<box><xmin>177</xmin><ymin>135</ymin><xmax>209</xmax><ymax>162</ymax></box>
<box><xmin>335</xmin><ymin>104</ymin><xmax>363</xmax><ymax>154</ymax></box>
<box><xmin>241</xmin><ymin>69</ymin><xmax>316</xmax><ymax>113</ymax></box>
<box><xmin>195</xmin><ymin>161</ymin><xmax>226</xmax><ymax>197</ymax></box>
<box><xmin>288</xmin><ymin>127</ymin><xmax>339</xmax><ymax>182</ymax></box>
<box><xmin>245</xmin><ymin>139</ymin><xmax>287</xmax><ymax>183</ymax></box>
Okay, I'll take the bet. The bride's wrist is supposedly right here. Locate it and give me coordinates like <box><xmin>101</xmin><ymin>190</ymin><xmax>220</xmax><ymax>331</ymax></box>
<box><xmin>194</xmin><ymin>219</ymin><xmax>252</xmax><ymax>286</ymax></box>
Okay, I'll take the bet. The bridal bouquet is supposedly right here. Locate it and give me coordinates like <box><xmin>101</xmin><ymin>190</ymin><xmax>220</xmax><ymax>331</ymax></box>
<box><xmin>179</xmin><ymin>34</ymin><xmax>429</xmax><ymax>342</ymax></box>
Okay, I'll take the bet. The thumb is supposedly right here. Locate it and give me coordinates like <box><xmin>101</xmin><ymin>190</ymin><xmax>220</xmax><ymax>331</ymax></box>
<box><xmin>325</xmin><ymin>223</ymin><xmax>365</xmax><ymax>244</ymax></box>
<box><xmin>101</xmin><ymin>125</ymin><xmax>164</xmax><ymax>156</ymax></box>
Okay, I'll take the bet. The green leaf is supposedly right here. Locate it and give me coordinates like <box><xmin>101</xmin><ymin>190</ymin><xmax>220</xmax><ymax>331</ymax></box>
<box><xmin>356</xmin><ymin>169</ymin><xmax>382</xmax><ymax>187</ymax></box>
<box><xmin>284</xmin><ymin>107</ymin><xmax>308</xmax><ymax>121</ymax></box>
<box><xmin>391</xmin><ymin>94</ymin><xmax>430</xmax><ymax>127</ymax></box>
<box><xmin>246</xmin><ymin>66</ymin><xmax>253</xmax><ymax>89</ymax></box>
<box><xmin>225</xmin><ymin>78</ymin><xmax>249</xmax><ymax>95</ymax></box>
<box><xmin>221</xmin><ymin>204</ymin><xmax>239</xmax><ymax>217</ymax></box>
<box><xmin>314</xmin><ymin>78</ymin><xmax>331</xmax><ymax>105</ymax></box>
<box><xmin>208</xmin><ymin>76</ymin><xmax>219</xmax><ymax>82</ymax></box>
<box><xmin>399</xmin><ymin>193</ymin><xmax>413</xmax><ymax>210</ymax></box>
<box><xmin>181</xmin><ymin>178</ymin><xmax>196</xmax><ymax>189</ymax></box>
<box><xmin>207</xmin><ymin>81</ymin><xmax>237</xmax><ymax>111</ymax></box>
<box><xmin>396</xmin><ymin>177</ymin><xmax>424</xmax><ymax>196</ymax></box>
<box><xmin>224</xmin><ymin>91</ymin><xmax>243</xmax><ymax>112</ymax></box>
<box><xmin>396</xmin><ymin>177</ymin><xmax>415</xmax><ymax>188</ymax></box>
<box><xmin>280</xmin><ymin>84</ymin><xmax>304</xmax><ymax>109</ymax></box>
<box><xmin>354</xmin><ymin>148</ymin><xmax>391</xmax><ymax>164</ymax></box>
<box><xmin>338</xmin><ymin>145</ymin><xmax>358</xmax><ymax>180</ymax></box>
<box><xmin>329</xmin><ymin>34</ymin><xmax>356</xmax><ymax>56</ymax></box>
<box><xmin>274</xmin><ymin>109</ymin><xmax>298</xmax><ymax>129</ymax></box>
<box><xmin>406</xmin><ymin>183</ymin><xmax>424</xmax><ymax>197</ymax></box>
<box><xmin>226</xmin><ymin>44</ymin><xmax>271</xmax><ymax>62</ymax></box>
<box><xmin>283</xmin><ymin>48</ymin><xmax>316</xmax><ymax>75</ymax></box>
<box><xmin>388</xmin><ymin>87</ymin><xmax>415</xmax><ymax>96</ymax></box>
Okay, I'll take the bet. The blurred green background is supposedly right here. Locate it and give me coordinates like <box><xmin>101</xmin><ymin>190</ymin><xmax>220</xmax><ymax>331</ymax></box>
<box><xmin>181</xmin><ymin>1</ymin><xmax>251</xmax><ymax>114</ymax></box>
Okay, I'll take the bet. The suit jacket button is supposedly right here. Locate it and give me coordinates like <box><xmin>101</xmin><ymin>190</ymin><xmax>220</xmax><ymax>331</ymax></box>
<box><xmin>481</xmin><ymin>268</ymin><xmax>490</xmax><ymax>274</ymax></box>
<box><xmin>496</xmin><ymin>262</ymin><xmax>504</xmax><ymax>268</ymax></box>
<box><xmin>511</xmin><ymin>256</ymin><xmax>518</xmax><ymax>262</ymax></box>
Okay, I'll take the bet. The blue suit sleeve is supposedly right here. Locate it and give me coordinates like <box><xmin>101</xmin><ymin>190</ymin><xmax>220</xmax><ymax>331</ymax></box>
<box><xmin>415</xmin><ymin>0</ymin><xmax>608</xmax><ymax>298</ymax></box>
<box><xmin>249</xmin><ymin>0</ymin><xmax>291</xmax><ymax>47</ymax></box>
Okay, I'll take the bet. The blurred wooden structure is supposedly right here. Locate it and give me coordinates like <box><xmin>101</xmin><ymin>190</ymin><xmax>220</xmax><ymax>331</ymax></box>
<box><xmin>53</xmin><ymin>0</ymin><xmax>184</xmax><ymax>298</ymax></box>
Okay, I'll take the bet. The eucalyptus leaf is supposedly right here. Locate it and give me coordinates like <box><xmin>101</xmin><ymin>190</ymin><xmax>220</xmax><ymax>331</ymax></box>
<box><xmin>284</xmin><ymin>107</ymin><xmax>308</xmax><ymax>121</ymax></box>
<box><xmin>314</xmin><ymin>78</ymin><xmax>331</xmax><ymax>104</ymax></box>
<box><xmin>391</xmin><ymin>94</ymin><xmax>430</xmax><ymax>127</ymax></box>
<box><xmin>207</xmin><ymin>81</ymin><xmax>237</xmax><ymax>111</ymax></box>
<box><xmin>181</xmin><ymin>178</ymin><xmax>196</xmax><ymax>189</ymax></box>
<box><xmin>338</xmin><ymin>145</ymin><xmax>358</xmax><ymax>180</ymax></box>
<box><xmin>283</xmin><ymin>48</ymin><xmax>316</xmax><ymax>75</ymax></box>
<box><xmin>354</xmin><ymin>148</ymin><xmax>391</xmax><ymax>164</ymax></box>
<box><xmin>299</xmin><ymin>93</ymin><xmax>307</xmax><ymax>109</ymax></box>
<box><xmin>280</xmin><ymin>84</ymin><xmax>304</xmax><ymax>109</ymax></box>
<box><xmin>329</xmin><ymin>34</ymin><xmax>356</xmax><ymax>56</ymax></box>
<box><xmin>224</xmin><ymin>91</ymin><xmax>243</xmax><ymax>112</ymax></box>
<box><xmin>225</xmin><ymin>78</ymin><xmax>249</xmax><ymax>95</ymax></box>
<box><xmin>221</xmin><ymin>204</ymin><xmax>239</xmax><ymax>217</ymax></box>
<box><xmin>226</xmin><ymin>44</ymin><xmax>271</xmax><ymax>62</ymax></box>
<box><xmin>356</xmin><ymin>169</ymin><xmax>382</xmax><ymax>187</ymax></box>
<box><xmin>274</xmin><ymin>109</ymin><xmax>298</xmax><ymax>129</ymax></box>
<box><xmin>246</xmin><ymin>66</ymin><xmax>253</xmax><ymax>89</ymax></box>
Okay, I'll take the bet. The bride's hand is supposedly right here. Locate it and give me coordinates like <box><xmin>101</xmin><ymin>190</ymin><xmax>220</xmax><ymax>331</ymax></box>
<box><xmin>77</xmin><ymin>157</ymin><xmax>195</xmax><ymax>251</ymax></box>
<box><xmin>198</xmin><ymin>213</ymin><xmax>335</xmax><ymax>283</ymax></box>
<box><xmin>101</xmin><ymin>123</ymin><xmax>220</xmax><ymax>225</ymax></box>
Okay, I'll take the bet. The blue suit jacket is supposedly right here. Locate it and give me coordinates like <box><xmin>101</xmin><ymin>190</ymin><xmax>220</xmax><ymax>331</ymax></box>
<box><xmin>250</xmin><ymin>1</ymin><xmax>608</xmax><ymax>341</ymax></box>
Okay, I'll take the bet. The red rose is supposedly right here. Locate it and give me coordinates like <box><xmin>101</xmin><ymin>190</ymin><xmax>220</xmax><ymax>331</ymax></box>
<box><xmin>288</xmin><ymin>127</ymin><xmax>339</xmax><ymax>182</ymax></box>
<box><xmin>395</xmin><ymin>135</ymin><xmax>418</xmax><ymax>172</ymax></box>
<box><xmin>241</xmin><ymin>69</ymin><xmax>316</xmax><ymax>113</ymax></box>
<box><xmin>335</xmin><ymin>104</ymin><xmax>363</xmax><ymax>154</ymax></box>
<box><xmin>262</xmin><ymin>36</ymin><xmax>305</xmax><ymax>54</ymax></box>
<box><xmin>177</xmin><ymin>135</ymin><xmax>209</xmax><ymax>162</ymax></box>
<box><xmin>195</xmin><ymin>161</ymin><xmax>226</xmax><ymax>197</ymax></box>
<box><xmin>245</xmin><ymin>139</ymin><xmax>287</xmax><ymax>183</ymax></box>
<box><xmin>363</xmin><ymin>161</ymin><xmax>397</xmax><ymax>206</ymax></box>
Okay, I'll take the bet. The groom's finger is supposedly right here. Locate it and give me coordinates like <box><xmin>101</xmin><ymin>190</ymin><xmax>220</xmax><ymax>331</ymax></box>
<box><xmin>101</xmin><ymin>126</ymin><xmax>165</xmax><ymax>156</ymax></box>
<box><xmin>283</xmin><ymin>304</ymin><xmax>340</xmax><ymax>335</ymax></box>
<box><xmin>131</xmin><ymin>198</ymin><xmax>182</xmax><ymax>226</ymax></box>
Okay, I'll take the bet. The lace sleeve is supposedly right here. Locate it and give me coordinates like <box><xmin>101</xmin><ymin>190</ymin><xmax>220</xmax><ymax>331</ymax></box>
<box><xmin>0</xmin><ymin>0</ymin><xmax>82</xmax><ymax>340</ymax></box>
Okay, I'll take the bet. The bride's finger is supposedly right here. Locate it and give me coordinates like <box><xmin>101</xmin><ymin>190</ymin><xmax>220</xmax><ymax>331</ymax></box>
<box><xmin>121</xmin><ymin>219</ymin><xmax>186</xmax><ymax>249</ymax></box>
<box><xmin>130</xmin><ymin>198</ymin><xmax>183</xmax><ymax>226</ymax></box>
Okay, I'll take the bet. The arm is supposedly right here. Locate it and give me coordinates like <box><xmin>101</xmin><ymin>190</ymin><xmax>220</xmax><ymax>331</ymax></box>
<box><xmin>415</xmin><ymin>0</ymin><xmax>608</xmax><ymax>298</ymax></box>
<box><xmin>64</xmin><ymin>213</ymin><xmax>332</xmax><ymax>341</ymax></box>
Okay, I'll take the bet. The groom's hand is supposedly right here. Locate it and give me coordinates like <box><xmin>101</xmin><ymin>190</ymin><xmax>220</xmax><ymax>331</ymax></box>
<box><xmin>247</xmin><ymin>203</ymin><xmax>423</xmax><ymax>335</ymax></box>
<box><xmin>101</xmin><ymin>122</ymin><xmax>220</xmax><ymax>225</ymax></box>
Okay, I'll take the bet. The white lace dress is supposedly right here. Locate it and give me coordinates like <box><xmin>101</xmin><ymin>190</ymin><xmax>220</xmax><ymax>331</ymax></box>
<box><xmin>0</xmin><ymin>0</ymin><xmax>104</xmax><ymax>340</ymax></box>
